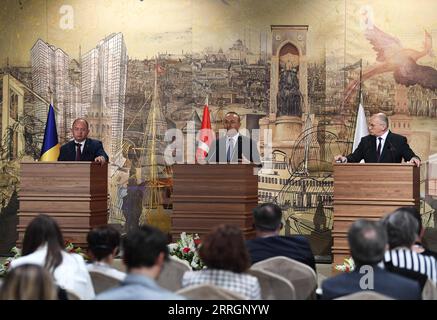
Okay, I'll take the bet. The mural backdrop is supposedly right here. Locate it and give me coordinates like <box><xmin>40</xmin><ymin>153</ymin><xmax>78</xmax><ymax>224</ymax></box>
<box><xmin>0</xmin><ymin>0</ymin><xmax>436</xmax><ymax>258</ymax></box>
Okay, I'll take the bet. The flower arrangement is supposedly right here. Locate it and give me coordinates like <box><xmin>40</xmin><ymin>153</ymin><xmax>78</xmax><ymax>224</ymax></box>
<box><xmin>0</xmin><ymin>241</ymin><xmax>87</xmax><ymax>277</ymax></box>
<box><xmin>64</xmin><ymin>240</ymin><xmax>89</xmax><ymax>261</ymax></box>
<box><xmin>168</xmin><ymin>232</ymin><xmax>205</xmax><ymax>270</ymax></box>
<box><xmin>0</xmin><ymin>246</ymin><xmax>21</xmax><ymax>277</ymax></box>
<box><xmin>334</xmin><ymin>257</ymin><xmax>355</xmax><ymax>272</ymax></box>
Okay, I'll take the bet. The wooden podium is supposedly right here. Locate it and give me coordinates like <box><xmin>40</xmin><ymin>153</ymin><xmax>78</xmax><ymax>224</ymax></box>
<box><xmin>332</xmin><ymin>163</ymin><xmax>420</xmax><ymax>267</ymax></box>
<box><xmin>171</xmin><ymin>164</ymin><xmax>258</xmax><ymax>240</ymax></box>
<box><xmin>18</xmin><ymin>161</ymin><xmax>108</xmax><ymax>248</ymax></box>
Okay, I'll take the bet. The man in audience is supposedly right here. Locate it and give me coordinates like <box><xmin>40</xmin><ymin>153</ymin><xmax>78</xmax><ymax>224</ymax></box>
<box><xmin>96</xmin><ymin>225</ymin><xmax>184</xmax><ymax>300</ymax></box>
<box><xmin>322</xmin><ymin>219</ymin><xmax>422</xmax><ymax>300</ymax></box>
<box><xmin>400</xmin><ymin>206</ymin><xmax>437</xmax><ymax>260</ymax></box>
<box><xmin>87</xmin><ymin>225</ymin><xmax>126</xmax><ymax>281</ymax></box>
<box><xmin>246</xmin><ymin>203</ymin><xmax>316</xmax><ymax>271</ymax></box>
<box><xmin>381</xmin><ymin>209</ymin><xmax>437</xmax><ymax>288</ymax></box>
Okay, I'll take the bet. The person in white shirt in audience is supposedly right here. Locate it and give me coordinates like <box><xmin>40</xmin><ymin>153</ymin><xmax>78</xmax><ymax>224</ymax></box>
<box><xmin>86</xmin><ymin>225</ymin><xmax>126</xmax><ymax>281</ymax></box>
<box><xmin>182</xmin><ymin>224</ymin><xmax>261</xmax><ymax>300</ymax></box>
<box><xmin>10</xmin><ymin>214</ymin><xmax>95</xmax><ymax>300</ymax></box>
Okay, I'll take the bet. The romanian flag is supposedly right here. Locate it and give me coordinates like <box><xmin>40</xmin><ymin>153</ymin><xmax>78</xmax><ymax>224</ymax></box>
<box><xmin>40</xmin><ymin>104</ymin><xmax>60</xmax><ymax>161</ymax></box>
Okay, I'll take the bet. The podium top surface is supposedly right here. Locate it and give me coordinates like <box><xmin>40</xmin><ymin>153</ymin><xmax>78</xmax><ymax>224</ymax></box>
<box><xmin>20</xmin><ymin>161</ymin><xmax>106</xmax><ymax>165</ymax></box>
<box><xmin>333</xmin><ymin>163</ymin><xmax>416</xmax><ymax>167</ymax></box>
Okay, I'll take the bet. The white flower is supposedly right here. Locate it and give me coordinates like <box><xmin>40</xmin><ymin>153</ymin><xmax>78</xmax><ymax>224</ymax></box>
<box><xmin>180</xmin><ymin>232</ymin><xmax>189</xmax><ymax>248</ymax></box>
<box><xmin>168</xmin><ymin>243</ymin><xmax>178</xmax><ymax>253</ymax></box>
<box><xmin>334</xmin><ymin>257</ymin><xmax>355</xmax><ymax>272</ymax></box>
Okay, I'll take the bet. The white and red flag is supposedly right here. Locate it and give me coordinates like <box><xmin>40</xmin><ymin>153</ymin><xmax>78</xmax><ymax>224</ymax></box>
<box><xmin>196</xmin><ymin>96</ymin><xmax>214</xmax><ymax>162</ymax></box>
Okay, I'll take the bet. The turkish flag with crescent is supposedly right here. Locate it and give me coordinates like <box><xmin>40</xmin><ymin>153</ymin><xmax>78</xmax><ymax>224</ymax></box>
<box><xmin>196</xmin><ymin>96</ymin><xmax>214</xmax><ymax>162</ymax></box>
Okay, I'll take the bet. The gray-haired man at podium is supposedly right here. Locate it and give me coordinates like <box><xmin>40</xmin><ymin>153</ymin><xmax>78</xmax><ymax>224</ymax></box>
<box><xmin>334</xmin><ymin>113</ymin><xmax>420</xmax><ymax>167</ymax></box>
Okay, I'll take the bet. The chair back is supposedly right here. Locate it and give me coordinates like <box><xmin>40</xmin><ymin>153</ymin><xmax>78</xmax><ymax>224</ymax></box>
<box><xmin>66</xmin><ymin>290</ymin><xmax>81</xmax><ymax>300</ymax></box>
<box><xmin>422</xmin><ymin>278</ymin><xmax>437</xmax><ymax>300</ymax></box>
<box><xmin>252</xmin><ymin>256</ymin><xmax>317</xmax><ymax>299</ymax></box>
<box><xmin>176</xmin><ymin>284</ymin><xmax>246</xmax><ymax>300</ymax></box>
<box><xmin>335</xmin><ymin>291</ymin><xmax>393</xmax><ymax>300</ymax></box>
<box><xmin>156</xmin><ymin>256</ymin><xmax>191</xmax><ymax>291</ymax></box>
<box><xmin>112</xmin><ymin>258</ymin><xmax>126</xmax><ymax>273</ymax></box>
<box><xmin>247</xmin><ymin>268</ymin><xmax>296</xmax><ymax>300</ymax></box>
<box><xmin>89</xmin><ymin>271</ymin><xmax>122</xmax><ymax>294</ymax></box>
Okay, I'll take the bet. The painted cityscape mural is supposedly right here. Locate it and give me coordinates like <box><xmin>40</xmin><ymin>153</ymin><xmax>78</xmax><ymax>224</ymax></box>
<box><xmin>0</xmin><ymin>0</ymin><xmax>436</xmax><ymax>257</ymax></box>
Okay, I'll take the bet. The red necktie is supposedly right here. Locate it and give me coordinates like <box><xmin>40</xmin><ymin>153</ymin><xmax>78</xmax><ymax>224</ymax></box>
<box><xmin>75</xmin><ymin>143</ymin><xmax>82</xmax><ymax>161</ymax></box>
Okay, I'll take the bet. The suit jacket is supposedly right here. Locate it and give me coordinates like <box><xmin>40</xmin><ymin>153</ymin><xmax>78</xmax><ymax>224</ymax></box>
<box><xmin>346</xmin><ymin>131</ymin><xmax>419</xmax><ymax>163</ymax></box>
<box><xmin>96</xmin><ymin>274</ymin><xmax>184</xmax><ymax>300</ymax></box>
<box><xmin>246</xmin><ymin>235</ymin><xmax>316</xmax><ymax>271</ymax></box>
<box><xmin>321</xmin><ymin>265</ymin><xmax>422</xmax><ymax>300</ymax></box>
<box><xmin>206</xmin><ymin>134</ymin><xmax>261</xmax><ymax>164</ymax></box>
<box><xmin>58</xmin><ymin>138</ymin><xmax>109</xmax><ymax>162</ymax></box>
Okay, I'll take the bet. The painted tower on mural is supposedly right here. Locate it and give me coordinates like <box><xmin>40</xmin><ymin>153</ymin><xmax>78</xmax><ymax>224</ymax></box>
<box><xmin>259</xmin><ymin>25</ymin><xmax>309</xmax><ymax>157</ymax></box>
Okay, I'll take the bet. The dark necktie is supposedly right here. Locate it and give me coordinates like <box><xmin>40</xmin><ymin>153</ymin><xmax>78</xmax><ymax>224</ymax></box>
<box><xmin>226</xmin><ymin>138</ymin><xmax>233</xmax><ymax>162</ymax></box>
<box><xmin>376</xmin><ymin>137</ymin><xmax>382</xmax><ymax>162</ymax></box>
<box><xmin>75</xmin><ymin>143</ymin><xmax>82</xmax><ymax>161</ymax></box>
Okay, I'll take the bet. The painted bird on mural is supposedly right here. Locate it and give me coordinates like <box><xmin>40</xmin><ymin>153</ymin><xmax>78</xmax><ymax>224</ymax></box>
<box><xmin>344</xmin><ymin>22</ymin><xmax>437</xmax><ymax>102</ymax></box>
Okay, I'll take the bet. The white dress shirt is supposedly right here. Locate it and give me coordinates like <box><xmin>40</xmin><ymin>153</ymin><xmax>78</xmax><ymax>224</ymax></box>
<box><xmin>225</xmin><ymin>132</ymin><xmax>239</xmax><ymax>159</ymax></box>
<box><xmin>74</xmin><ymin>139</ymin><xmax>86</xmax><ymax>153</ymax></box>
<box><xmin>10</xmin><ymin>244</ymin><xmax>95</xmax><ymax>300</ymax></box>
<box><xmin>376</xmin><ymin>130</ymin><xmax>389</xmax><ymax>154</ymax></box>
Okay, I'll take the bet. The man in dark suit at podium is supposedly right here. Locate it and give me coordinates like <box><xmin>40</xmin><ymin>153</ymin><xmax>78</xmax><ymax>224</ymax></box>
<box><xmin>58</xmin><ymin>118</ymin><xmax>109</xmax><ymax>164</ymax></box>
<box><xmin>334</xmin><ymin>113</ymin><xmax>420</xmax><ymax>167</ymax></box>
<box><xmin>206</xmin><ymin>112</ymin><xmax>261</xmax><ymax>164</ymax></box>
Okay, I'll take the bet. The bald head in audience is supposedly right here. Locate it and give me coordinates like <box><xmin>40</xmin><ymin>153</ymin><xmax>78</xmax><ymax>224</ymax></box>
<box><xmin>348</xmin><ymin>219</ymin><xmax>387</xmax><ymax>267</ymax></box>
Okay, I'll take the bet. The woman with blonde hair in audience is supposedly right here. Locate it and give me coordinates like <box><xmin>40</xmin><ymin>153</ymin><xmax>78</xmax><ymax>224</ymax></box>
<box><xmin>10</xmin><ymin>214</ymin><xmax>95</xmax><ymax>299</ymax></box>
<box><xmin>0</xmin><ymin>264</ymin><xmax>58</xmax><ymax>300</ymax></box>
<box><xmin>182</xmin><ymin>224</ymin><xmax>261</xmax><ymax>300</ymax></box>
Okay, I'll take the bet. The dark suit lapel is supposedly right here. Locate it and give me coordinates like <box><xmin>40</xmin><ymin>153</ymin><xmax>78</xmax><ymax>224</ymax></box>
<box><xmin>234</xmin><ymin>135</ymin><xmax>242</xmax><ymax>161</ymax></box>
<box><xmin>68</xmin><ymin>140</ymin><xmax>76</xmax><ymax>160</ymax></box>
<box><xmin>369</xmin><ymin>136</ymin><xmax>377</xmax><ymax>162</ymax></box>
<box><xmin>82</xmin><ymin>139</ymin><xmax>89</xmax><ymax>160</ymax></box>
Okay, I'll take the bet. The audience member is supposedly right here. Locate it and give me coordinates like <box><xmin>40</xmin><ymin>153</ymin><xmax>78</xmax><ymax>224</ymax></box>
<box><xmin>96</xmin><ymin>225</ymin><xmax>184</xmax><ymax>300</ymax></box>
<box><xmin>182</xmin><ymin>224</ymin><xmax>261</xmax><ymax>300</ymax></box>
<box><xmin>10</xmin><ymin>214</ymin><xmax>95</xmax><ymax>300</ymax></box>
<box><xmin>87</xmin><ymin>225</ymin><xmax>126</xmax><ymax>281</ymax></box>
<box><xmin>246</xmin><ymin>203</ymin><xmax>316</xmax><ymax>270</ymax></box>
<box><xmin>322</xmin><ymin>219</ymin><xmax>422</xmax><ymax>300</ymax></box>
<box><xmin>0</xmin><ymin>264</ymin><xmax>58</xmax><ymax>300</ymax></box>
<box><xmin>381</xmin><ymin>209</ymin><xmax>437</xmax><ymax>288</ymax></box>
